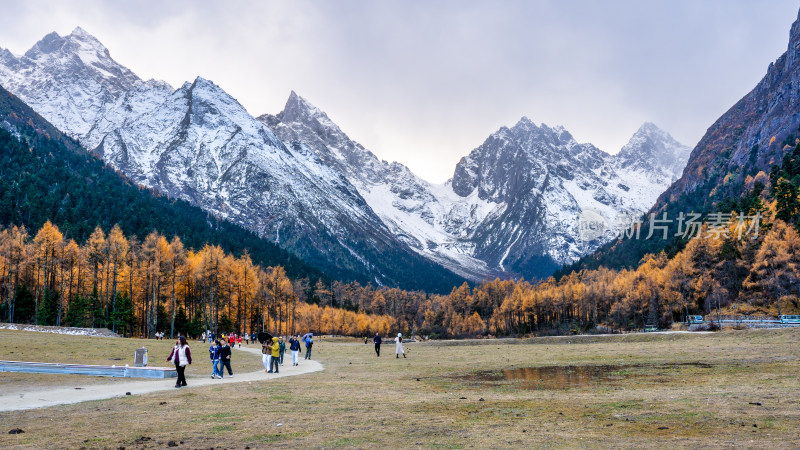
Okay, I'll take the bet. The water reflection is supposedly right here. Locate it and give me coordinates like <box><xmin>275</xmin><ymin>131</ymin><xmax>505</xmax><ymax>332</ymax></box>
<box><xmin>471</xmin><ymin>363</ymin><xmax>710</xmax><ymax>390</ymax></box>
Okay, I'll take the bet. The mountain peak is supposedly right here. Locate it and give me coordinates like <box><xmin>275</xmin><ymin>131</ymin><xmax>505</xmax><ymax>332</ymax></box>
<box><xmin>791</xmin><ymin>7</ymin><xmax>800</xmax><ymax>44</ymax></box>
<box><xmin>69</xmin><ymin>26</ymin><xmax>93</xmax><ymax>38</ymax></box>
<box><xmin>67</xmin><ymin>27</ymin><xmax>107</xmax><ymax>49</ymax></box>
<box><xmin>24</xmin><ymin>31</ymin><xmax>66</xmax><ymax>58</ymax></box>
<box><xmin>191</xmin><ymin>75</ymin><xmax>215</xmax><ymax>88</ymax></box>
<box><xmin>279</xmin><ymin>91</ymin><xmax>340</xmax><ymax>134</ymax></box>
<box><xmin>788</xmin><ymin>8</ymin><xmax>800</xmax><ymax>68</ymax></box>
<box><xmin>617</xmin><ymin>122</ymin><xmax>690</xmax><ymax>180</ymax></box>
<box><xmin>23</xmin><ymin>27</ymin><xmax>114</xmax><ymax>68</ymax></box>
<box><xmin>516</xmin><ymin>116</ymin><xmax>534</xmax><ymax>126</ymax></box>
<box><xmin>635</xmin><ymin>121</ymin><xmax>660</xmax><ymax>134</ymax></box>
<box><xmin>283</xmin><ymin>90</ymin><xmax>319</xmax><ymax>116</ymax></box>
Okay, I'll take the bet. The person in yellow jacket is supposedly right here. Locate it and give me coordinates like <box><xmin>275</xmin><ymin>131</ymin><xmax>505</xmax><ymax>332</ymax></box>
<box><xmin>268</xmin><ymin>337</ymin><xmax>281</xmax><ymax>374</ymax></box>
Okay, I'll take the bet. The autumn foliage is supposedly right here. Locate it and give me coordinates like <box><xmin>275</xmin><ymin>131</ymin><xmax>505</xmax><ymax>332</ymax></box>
<box><xmin>0</xmin><ymin>222</ymin><xmax>393</xmax><ymax>338</ymax></box>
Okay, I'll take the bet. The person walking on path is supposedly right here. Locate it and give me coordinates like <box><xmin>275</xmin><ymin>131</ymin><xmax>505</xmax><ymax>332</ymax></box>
<box><xmin>209</xmin><ymin>340</ymin><xmax>222</xmax><ymax>379</ymax></box>
<box><xmin>304</xmin><ymin>335</ymin><xmax>313</xmax><ymax>360</ymax></box>
<box><xmin>395</xmin><ymin>333</ymin><xmax>406</xmax><ymax>358</ymax></box>
<box><xmin>237</xmin><ymin>335</ymin><xmax>242</xmax><ymax>348</ymax></box>
<box><xmin>167</xmin><ymin>336</ymin><xmax>192</xmax><ymax>388</ymax></box>
<box><xmin>373</xmin><ymin>333</ymin><xmax>382</xmax><ymax>357</ymax></box>
<box><xmin>220</xmin><ymin>341</ymin><xmax>233</xmax><ymax>378</ymax></box>
<box><xmin>261</xmin><ymin>341</ymin><xmax>272</xmax><ymax>373</ymax></box>
<box><xmin>278</xmin><ymin>337</ymin><xmax>286</xmax><ymax>365</ymax></box>
<box><xmin>269</xmin><ymin>337</ymin><xmax>281</xmax><ymax>373</ymax></box>
<box><xmin>289</xmin><ymin>336</ymin><xmax>301</xmax><ymax>366</ymax></box>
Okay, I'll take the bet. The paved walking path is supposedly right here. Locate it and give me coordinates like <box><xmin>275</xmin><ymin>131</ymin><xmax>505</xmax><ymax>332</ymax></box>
<box><xmin>0</xmin><ymin>346</ymin><xmax>323</xmax><ymax>412</ymax></box>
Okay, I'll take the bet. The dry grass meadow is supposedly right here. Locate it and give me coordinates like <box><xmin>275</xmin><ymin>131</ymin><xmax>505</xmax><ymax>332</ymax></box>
<box><xmin>1</xmin><ymin>328</ymin><xmax>799</xmax><ymax>448</ymax></box>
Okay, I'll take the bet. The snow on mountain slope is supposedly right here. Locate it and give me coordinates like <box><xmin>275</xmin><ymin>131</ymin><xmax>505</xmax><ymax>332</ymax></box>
<box><xmin>0</xmin><ymin>27</ymin><xmax>139</xmax><ymax>137</ymax></box>
<box><xmin>453</xmin><ymin>118</ymin><xmax>692</xmax><ymax>277</ymax></box>
<box><xmin>262</xmin><ymin>95</ymin><xmax>692</xmax><ymax>280</ymax></box>
<box><xmin>260</xmin><ymin>93</ymin><xmax>505</xmax><ymax>280</ymax></box>
<box><xmin>0</xmin><ymin>30</ymin><xmax>466</xmax><ymax>291</ymax></box>
<box><xmin>0</xmin><ymin>28</ymin><xmax>691</xmax><ymax>284</ymax></box>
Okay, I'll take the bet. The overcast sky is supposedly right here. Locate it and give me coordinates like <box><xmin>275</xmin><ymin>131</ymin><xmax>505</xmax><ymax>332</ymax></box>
<box><xmin>0</xmin><ymin>1</ymin><xmax>798</xmax><ymax>183</ymax></box>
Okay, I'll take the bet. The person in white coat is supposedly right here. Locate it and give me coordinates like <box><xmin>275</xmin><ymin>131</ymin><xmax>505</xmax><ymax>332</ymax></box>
<box><xmin>395</xmin><ymin>333</ymin><xmax>406</xmax><ymax>358</ymax></box>
<box><xmin>166</xmin><ymin>336</ymin><xmax>192</xmax><ymax>388</ymax></box>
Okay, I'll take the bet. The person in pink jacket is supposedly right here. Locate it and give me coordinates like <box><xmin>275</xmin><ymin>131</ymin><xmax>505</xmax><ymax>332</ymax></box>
<box><xmin>167</xmin><ymin>336</ymin><xmax>192</xmax><ymax>388</ymax></box>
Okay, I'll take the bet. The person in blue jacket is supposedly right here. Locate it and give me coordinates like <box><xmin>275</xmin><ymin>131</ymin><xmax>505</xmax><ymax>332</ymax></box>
<box><xmin>209</xmin><ymin>339</ymin><xmax>222</xmax><ymax>379</ymax></box>
<box><xmin>373</xmin><ymin>333</ymin><xmax>382</xmax><ymax>357</ymax></box>
<box><xmin>289</xmin><ymin>336</ymin><xmax>301</xmax><ymax>366</ymax></box>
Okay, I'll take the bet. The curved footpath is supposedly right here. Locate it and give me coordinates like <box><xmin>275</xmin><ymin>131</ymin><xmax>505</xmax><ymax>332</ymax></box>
<box><xmin>0</xmin><ymin>346</ymin><xmax>323</xmax><ymax>412</ymax></box>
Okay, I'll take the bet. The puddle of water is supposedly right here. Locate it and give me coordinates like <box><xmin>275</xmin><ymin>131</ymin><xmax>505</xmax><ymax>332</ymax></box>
<box><xmin>469</xmin><ymin>363</ymin><xmax>710</xmax><ymax>390</ymax></box>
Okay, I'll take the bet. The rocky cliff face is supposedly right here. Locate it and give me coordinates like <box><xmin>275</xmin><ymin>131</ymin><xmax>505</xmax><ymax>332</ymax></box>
<box><xmin>660</xmin><ymin>9</ymin><xmax>800</xmax><ymax>205</ymax></box>
<box><xmin>0</xmin><ymin>28</ymin><xmax>690</xmax><ymax>284</ymax></box>
<box><xmin>568</xmin><ymin>8</ymin><xmax>800</xmax><ymax>274</ymax></box>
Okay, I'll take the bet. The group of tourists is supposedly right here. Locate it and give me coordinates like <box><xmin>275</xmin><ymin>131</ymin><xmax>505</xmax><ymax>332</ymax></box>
<box><xmin>168</xmin><ymin>330</ymin><xmax>407</xmax><ymax>389</ymax></box>
<box><xmin>261</xmin><ymin>335</ymin><xmax>311</xmax><ymax>373</ymax></box>
<box><xmin>370</xmin><ymin>333</ymin><xmax>405</xmax><ymax>358</ymax></box>
<box><xmin>208</xmin><ymin>339</ymin><xmax>234</xmax><ymax>379</ymax></box>
<box><xmin>201</xmin><ymin>331</ymin><xmax>247</xmax><ymax>348</ymax></box>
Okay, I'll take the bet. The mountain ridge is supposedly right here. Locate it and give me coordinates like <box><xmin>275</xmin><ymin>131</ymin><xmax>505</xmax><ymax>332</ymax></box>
<box><xmin>0</xmin><ymin>28</ymin><xmax>690</xmax><ymax>286</ymax></box>
<box><xmin>263</xmin><ymin>91</ymin><xmax>690</xmax><ymax>279</ymax></box>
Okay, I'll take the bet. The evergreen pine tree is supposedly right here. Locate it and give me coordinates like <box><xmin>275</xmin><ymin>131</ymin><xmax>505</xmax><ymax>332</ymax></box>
<box><xmin>775</xmin><ymin>178</ymin><xmax>799</xmax><ymax>223</ymax></box>
<box><xmin>111</xmin><ymin>292</ymin><xmax>136</xmax><ymax>336</ymax></box>
<box><xmin>156</xmin><ymin>304</ymin><xmax>169</xmax><ymax>333</ymax></box>
<box><xmin>89</xmin><ymin>286</ymin><xmax>106</xmax><ymax>328</ymax></box>
<box><xmin>12</xmin><ymin>285</ymin><xmax>36</xmax><ymax>324</ymax></box>
<box><xmin>65</xmin><ymin>294</ymin><xmax>90</xmax><ymax>328</ymax></box>
<box><xmin>174</xmin><ymin>306</ymin><xmax>189</xmax><ymax>337</ymax></box>
<box><xmin>218</xmin><ymin>312</ymin><xmax>233</xmax><ymax>334</ymax></box>
<box><xmin>37</xmin><ymin>287</ymin><xmax>59</xmax><ymax>326</ymax></box>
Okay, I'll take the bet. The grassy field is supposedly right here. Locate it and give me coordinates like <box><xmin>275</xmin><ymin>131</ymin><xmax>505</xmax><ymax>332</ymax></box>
<box><xmin>1</xmin><ymin>329</ymin><xmax>799</xmax><ymax>448</ymax></box>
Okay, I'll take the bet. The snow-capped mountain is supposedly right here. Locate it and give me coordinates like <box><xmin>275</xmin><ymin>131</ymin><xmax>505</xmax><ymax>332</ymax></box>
<box><xmin>0</xmin><ymin>28</ymin><xmax>691</xmax><ymax>284</ymax></box>
<box><xmin>260</xmin><ymin>93</ymin><xmax>502</xmax><ymax>281</ymax></box>
<box><xmin>0</xmin><ymin>28</ymin><xmax>466</xmax><ymax>291</ymax></box>
<box><xmin>0</xmin><ymin>27</ymin><xmax>139</xmax><ymax>137</ymax></box>
<box><xmin>450</xmin><ymin>119</ymin><xmax>690</xmax><ymax>276</ymax></box>
<box><xmin>262</xmin><ymin>94</ymin><xmax>691</xmax><ymax>279</ymax></box>
<box><xmin>616</xmin><ymin>122</ymin><xmax>690</xmax><ymax>182</ymax></box>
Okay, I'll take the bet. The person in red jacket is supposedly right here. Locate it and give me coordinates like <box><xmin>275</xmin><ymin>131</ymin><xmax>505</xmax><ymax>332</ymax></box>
<box><xmin>167</xmin><ymin>336</ymin><xmax>192</xmax><ymax>388</ymax></box>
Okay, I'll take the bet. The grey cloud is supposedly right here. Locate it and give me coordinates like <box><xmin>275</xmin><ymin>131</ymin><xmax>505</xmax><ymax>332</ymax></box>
<box><xmin>0</xmin><ymin>0</ymin><xmax>797</xmax><ymax>182</ymax></box>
